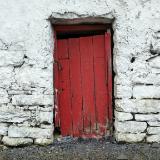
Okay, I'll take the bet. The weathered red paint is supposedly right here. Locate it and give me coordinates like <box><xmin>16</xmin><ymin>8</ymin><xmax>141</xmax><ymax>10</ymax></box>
<box><xmin>69</xmin><ymin>38</ymin><xmax>83</xmax><ymax>136</ymax></box>
<box><xmin>54</xmin><ymin>25</ymin><xmax>112</xmax><ymax>137</ymax></box>
<box><xmin>54</xmin><ymin>25</ymin><xmax>107</xmax><ymax>34</ymax></box>
<box><xmin>93</xmin><ymin>35</ymin><xmax>109</xmax><ymax>135</ymax></box>
<box><xmin>80</xmin><ymin>36</ymin><xmax>96</xmax><ymax>135</ymax></box>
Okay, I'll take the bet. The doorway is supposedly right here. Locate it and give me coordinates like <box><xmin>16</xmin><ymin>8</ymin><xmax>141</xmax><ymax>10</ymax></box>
<box><xmin>54</xmin><ymin>25</ymin><xmax>112</xmax><ymax>138</ymax></box>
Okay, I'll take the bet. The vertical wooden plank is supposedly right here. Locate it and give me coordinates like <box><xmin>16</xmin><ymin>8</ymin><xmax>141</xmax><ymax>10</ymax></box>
<box><xmin>93</xmin><ymin>35</ymin><xmax>105</xmax><ymax>58</ymax></box>
<box><xmin>58</xmin><ymin>39</ymin><xmax>72</xmax><ymax>136</ymax></box>
<box><xmin>68</xmin><ymin>38</ymin><xmax>83</xmax><ymax>136</ymax></box>
<box><xmin>105</xmin><ymin>32</ymin><xmax>112</xmax><ymax>123</ymax></box>
<box><xmin>94</xmin><ymin>59</ymin><xmax>108</xmax><ymax>135</ymax></box>
<box><xmin>80</xmin><ymin>36</ymin><xmax>96</xmax><ymax>135</ymax></box>
<box><xmin>57</xmin><ymin>39</ymin><xmax>69</xmax><ymax>59</ymax></box>
<box><xmin>93</xmin><ymin>35</ymin><xmax>108</xmax><ymax>135</ymax></box>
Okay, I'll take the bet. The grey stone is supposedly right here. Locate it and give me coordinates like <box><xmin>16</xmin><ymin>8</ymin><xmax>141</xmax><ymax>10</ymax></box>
<box><xmin>148</xmin><ymin>122</ymin><xmax>160</xmax><ymax>126</ymax></box>
<box><xmin>115</xmin><ymin>133</ymin><xmax>146</xmax><ymax>142</ymax></box>
<box><xmin>0</xmin><ymin>123</ymin><xmax>8</xmax><ymax>135</ymax></box>
<box><xmin>117</xmin><ymin>154</ymin><xmax>128</xmax><ymax>160</ymax></box>
<box><xmin>147</xmin><ymin>135</ymin><xmax>160</xmax><ymax>143</ymax></box>
<box><xmin>34</xmin><ymin>138</ymin><xmax>53</xmax><ymax>145</ymax></box>
<box><xmin>2</xmin><ymin>136</ymin><xmax>33</xmax><ymax>146</ymax></box>
<box><xmin>115</xmin><ymin>99</ymin><xmax>160</xmax><ymax>113</ymax></box>
<box><xmin>8</xmin><ymin>126</ymin><xmax>53</xmax><ymax>139</ymax></box>
<box><xmin>135</xmin><ymin>114</ymin><xmax>160</xmax><ymax>121</ymax></box>
<box><xmin>115</xmin><ymin>121</ymin><xmax>147</xmax><ymax>133</ymax></box>
<box><xmin>147</xmin><ymin>127</ymin><xmax>160</xmax><ymax>134</ymax></box>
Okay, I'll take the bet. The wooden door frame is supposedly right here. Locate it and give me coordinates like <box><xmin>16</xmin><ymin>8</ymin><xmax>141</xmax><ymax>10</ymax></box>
<box><xmin>53</xmin><ymin>24</ymin><xmax>113</xmax><ymax>134</ymax></box>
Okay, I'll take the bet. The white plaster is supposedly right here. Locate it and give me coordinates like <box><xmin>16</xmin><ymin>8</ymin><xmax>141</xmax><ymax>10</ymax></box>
<box><xmin>115</xmin><ymin>111</ymin><xmax>133</xmax><ymax>121</ymax></box>
<box><xmin>133</xmin><ymin>86</ymin><xmax>160</xmax><ymax>99</ymax></box>
<box><xmin>0</xmin><ymin>51</ymin><xmax>24</xmax><ymax>67</ymax></box>
<box><xmin>0</xmin><ymin>106</ymin><xmax>31</xmax><ymax>123</ymax></box>
<box><xmin>37</xmin><ymin>111</ymin><xmax>53</xmax><ymax>124</ymax></box>
<box><xmin>115</xmin><ymin>85</ymin><xmax>132</xmax><ymax>98</ymax></box>
<box><xmin>12</xmin><ymin>95</ymin><xmax>53</xmax><ymax>106</ymax></box>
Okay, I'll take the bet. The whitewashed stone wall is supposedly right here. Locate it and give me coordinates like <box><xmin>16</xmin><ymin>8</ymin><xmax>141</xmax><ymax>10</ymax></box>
<box><xmin>0</xmin><ymin>0</ymin><xmax>160</xmax><ymax>146</ymax></box>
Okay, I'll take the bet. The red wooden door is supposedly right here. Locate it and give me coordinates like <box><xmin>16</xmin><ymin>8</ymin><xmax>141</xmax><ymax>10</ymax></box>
<box><xmin>54</xmin><ymin>32</ymin><xmax>112</xmax><ymax>137</ymax></box>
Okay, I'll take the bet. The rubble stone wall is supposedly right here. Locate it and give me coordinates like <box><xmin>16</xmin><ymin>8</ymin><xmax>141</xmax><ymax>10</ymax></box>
<box><xmin>0</xmin><ymin>0</ymin><xmax>160</xmax><ymax>146</ymax></box>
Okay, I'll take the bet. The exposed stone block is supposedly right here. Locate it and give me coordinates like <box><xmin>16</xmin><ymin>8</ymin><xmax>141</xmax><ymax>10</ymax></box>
<box><xmin>147</xmin><ymin>135</ymin><xmax>160</xmax><ymax>143</ymax></box>
<box><xmin>148</xmin><ymin>122</ymin><xmax>160</xmax><ymax>127</ymax></box>
<box><xmin>133</xmin><ymin>86</ymin><xmax>160</xmax><ymax>98</ymax></box>
<box><xmin>115</xmin><ymin>111</ymin><xmax>133</xmax><ymax>121</ymax></box>
<box><xmin>34</xmin><ymin>138</ymin><xmax>53</xmax><ymax>145</ymax></box>
<box><xmin>2</xmin><ymin>136</ymin><xmax>33</xmax><ymax>146</ymax></box>
<box><xmin>135</xmin><ymin>114</ymin><xmax>160</xmax><ymax>121</ymax></box>
<box><xmin>147</xmin><ymin>127</ymin><xmax>160</xmax><ymax>134</ymax></box>
<box><xmin>115</xmin><ymin>121</ymin><xmax>147</xmax><ymax>133</ymax></box>
<box><xmin>115</xmin><ymin>99</ymin><xmax>160</xmax><ymax>113</ymax></box>
<box><xmin>115</xmin><ymin>133</ymin><xmax>146</xmax><ymax>142</ymax></box>
<box><xmin>12</xmin><ymin>95</ymin><xmax>53</xmax><ymax>106</ymax></box>
<box><xmin>0</xmin><ymin>123</ymin><xmax>8</xmax><ymax>135</ymax></box>
<box><xmin>8</xmin><ymin>126</ymin><xmax>53</xmax><ymax>139</ymax></box>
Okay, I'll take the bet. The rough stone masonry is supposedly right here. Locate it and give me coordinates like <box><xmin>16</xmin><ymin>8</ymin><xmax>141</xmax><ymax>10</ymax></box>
<box><xmin>0</xmin><ymin>0</ymin><xmax>160</xmax><ymax>146</ymax></box>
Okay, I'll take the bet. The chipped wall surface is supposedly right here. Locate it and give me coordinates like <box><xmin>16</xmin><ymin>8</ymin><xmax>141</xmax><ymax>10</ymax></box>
<box><xmin>0</xmin><ymin>0</ymin><xmax>160</xmax><ymax>146</ymax></box>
